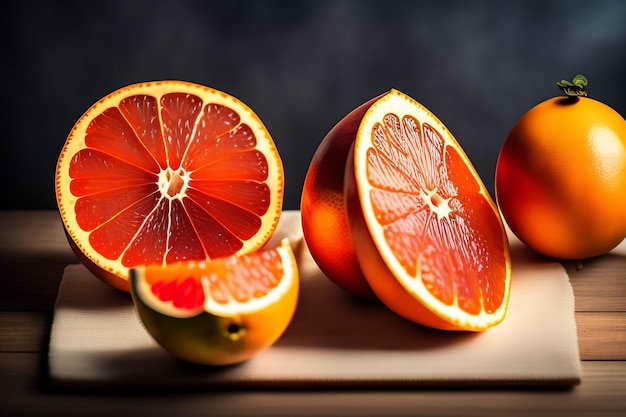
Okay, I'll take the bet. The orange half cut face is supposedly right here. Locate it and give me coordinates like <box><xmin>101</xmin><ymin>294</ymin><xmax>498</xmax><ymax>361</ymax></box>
<box><xmin>56</xmin><ymin>81</ymin><xmax>284</xmax><ymax>291</ymax></box>
<box><xmin>348</xmin><ymin>89</ymin><xmax>511</xmax><ymax>331</ymax></box>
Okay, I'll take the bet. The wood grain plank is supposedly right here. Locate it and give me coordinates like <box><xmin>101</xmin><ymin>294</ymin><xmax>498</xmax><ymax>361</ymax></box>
<box><xmin>0</xmin><ymin>211</ymin><xmax>77</xmax><ymax>311</ymax></box>
<box><xmin>0</xmin><ymin>211</ymin><xmax>77</xmax><ymax>263</ymax></box>
<box><xmin>576</xmin><ymin>312</ymin><xmax>626</xmax><ymax>360</ymax></box>
<box><xmin>566</xmin><ymin>255</ymin><xmax>626</xmax><ymax>312</ymax></box>
<box><xmin>0</xmin><ymin>262</ymin><xmax>67</xmax><ymax>311</ymax></box>
<box><xmin>1</xmin><ymin>353</ymin><xmax>625</xmax><ymax>417</ymax></box>
<box><xmin>0</xmin><ymin>312</ymin><xmax>50</xmax><ymax>353</ymax></box>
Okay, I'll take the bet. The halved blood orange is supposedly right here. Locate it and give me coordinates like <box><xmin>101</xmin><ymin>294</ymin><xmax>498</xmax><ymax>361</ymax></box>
<box><xmin>130</xmin><ymin>238</ymin><xmax>298</xmax><ymax>366</ymax></box>
<box><xmin>300</xmin><ymin>95</ymin><xmax>382</xmax><ymax>299</ymax></box>
<box><xmin>345</xmin><ymin>89</ymin><xmax>511</xmax><ymax>331</ymax></box>
<box><xmin>55</xmin><ymin>81</ymin><xmax>284</xmax><ymax>292</ymax></box>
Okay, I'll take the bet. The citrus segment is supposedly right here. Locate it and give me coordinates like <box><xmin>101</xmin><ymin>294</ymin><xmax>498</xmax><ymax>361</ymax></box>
<box><xmin>56</xmin><ymin>81</ymin><xmax>284</xmax><ymax>291</ymax></box>
<box><xmin>130</xmin><ymin>238</ymin><xmax>299</xmax><ymax>366</ymax></box>
<box><xmin>346</xmin><ymin>89</ymin><xmax>511</xmax><ymax>331</ymax></box>
<box><xmin>134</xmin><ymin>238</ymin><xmax>297</xmax><ymax>318</ymax></box>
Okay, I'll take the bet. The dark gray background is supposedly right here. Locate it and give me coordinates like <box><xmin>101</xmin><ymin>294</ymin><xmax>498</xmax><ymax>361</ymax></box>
<box><xmin>4</xmin><ymin>0</ymin><xmax>626</xmax><ymax>211</ymax></box>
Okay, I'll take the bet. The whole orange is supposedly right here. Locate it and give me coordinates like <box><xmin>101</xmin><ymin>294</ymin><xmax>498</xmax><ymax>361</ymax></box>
<box><xmin>495</xmin><ymin>78</ymin><xmax>626</xmax><ymax>259</ymax></box>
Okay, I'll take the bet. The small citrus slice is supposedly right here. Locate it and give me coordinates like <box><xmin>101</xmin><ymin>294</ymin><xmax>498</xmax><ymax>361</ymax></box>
<box><xmin>55</xmin><ymin>81</ymin><xmax>284</xmax><ymax>291</ymax></box>
<box><xmin>345</xmin><ymin>89</ymin><xmax>511</xmax><ymax>331</ymax></box>
<box><xmin>130</xmin><ymin>238</ymin><xmax>298</xmax><ymax>366</ymax></box>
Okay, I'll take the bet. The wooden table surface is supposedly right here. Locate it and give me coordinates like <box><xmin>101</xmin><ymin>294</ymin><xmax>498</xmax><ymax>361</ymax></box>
<box><xmin>1</xmin><ymin>210</ymin><xmax>625</xmax><ymax>417</ymax></box>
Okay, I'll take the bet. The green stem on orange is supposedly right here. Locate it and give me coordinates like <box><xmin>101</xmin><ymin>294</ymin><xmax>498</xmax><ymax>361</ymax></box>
<box><xmin>556</xmin><ymin>74</ymin><xmax>588</xmax><ymax>97</ymax></box>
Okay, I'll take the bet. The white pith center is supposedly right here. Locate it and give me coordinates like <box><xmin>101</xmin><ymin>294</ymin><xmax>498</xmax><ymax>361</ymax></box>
<box><xmin>421</xmin><ymin>188</ymin><xmax>452</xmax><ymax>220</ymax></box>
<box><xmin>157</xmin><ymin>167</ymin><xmax>190</xmax><ymax>200</ymax></box>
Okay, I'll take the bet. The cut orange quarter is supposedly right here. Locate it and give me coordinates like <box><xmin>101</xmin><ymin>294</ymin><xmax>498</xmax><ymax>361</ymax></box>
<box><xmin>130</xmin><ymin>238</ymin><xmax>298</xmax><ymax>366</ymax></box>
<box><xmin>345</xmin><ymin>89</ymin><xmax>511</xmax><ymax>331</ymax></box>
<box><xmin>55</xmin><ymin>81</ymin><xmax>284</xmax><ymax>291</ymax></box>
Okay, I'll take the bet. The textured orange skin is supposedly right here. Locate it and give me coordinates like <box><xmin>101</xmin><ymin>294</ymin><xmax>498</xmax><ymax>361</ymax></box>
<box><xmin>496</xmin><ymin>96</ymin><xmax>626</xmax><ymax>260</ymax></box>
<box><xmin>300</xmin><ymin>94</ymin><xmax>385</xmax><ymax>299</ymax></box>
<box><xmin>343</xmin><ymin>151</ymin><xmax>464</xmax><ymax>330</ymax></box>
<box><xmin>131</xmin><ymin>263</ymin><xmax>299</xmax><ymax>366</ymax></box>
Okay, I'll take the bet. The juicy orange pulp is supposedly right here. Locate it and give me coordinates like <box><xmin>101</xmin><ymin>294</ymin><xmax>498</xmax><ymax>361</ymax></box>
<box><xmin>130</xmin><ymin>238</ymin><xmax>299</xmax><ymax>366</ymax></box>
<box><xmin>345</xmin><ymin>89</ymin><xmax>511</xmax><ymax>331</ymax></box>
<box><xmin>496</xmin><ymin>95</ymin><xmax>626</xmax><ymax>259</ymax></box>
<box><xmin>56</xmin><ymin>81</ymin><xmax>284</xmax><ymax>291</ymax></box>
